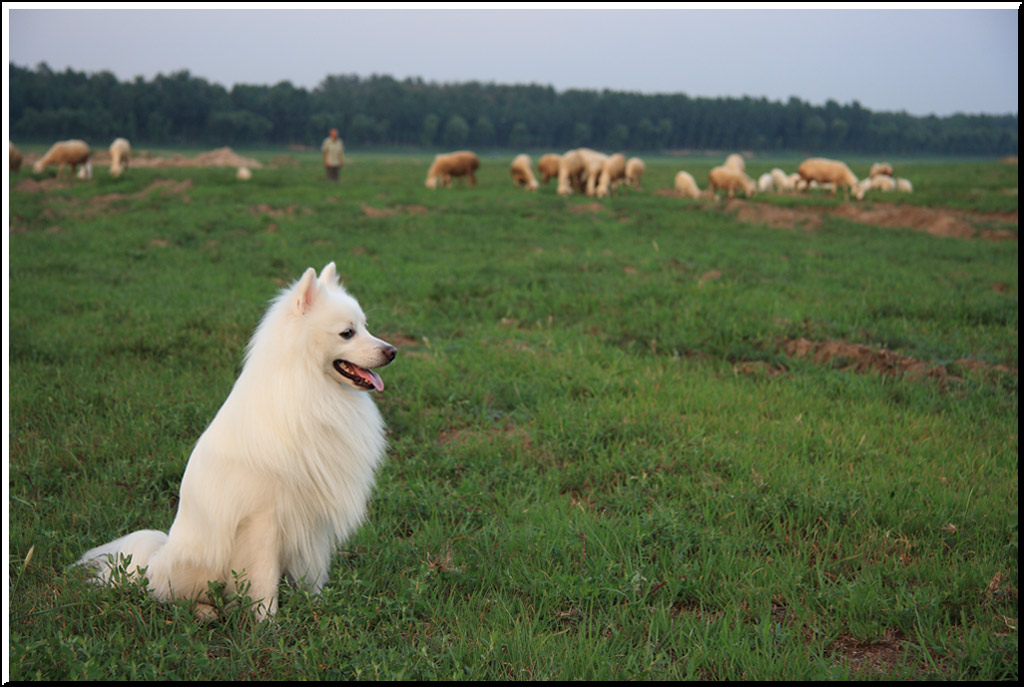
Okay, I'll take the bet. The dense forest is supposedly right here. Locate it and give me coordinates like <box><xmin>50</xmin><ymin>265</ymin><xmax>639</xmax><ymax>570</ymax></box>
<box><xmin>9</xmin><ymin>63</ymin><xmax>1018</xmax><ymax>155</ymax></box>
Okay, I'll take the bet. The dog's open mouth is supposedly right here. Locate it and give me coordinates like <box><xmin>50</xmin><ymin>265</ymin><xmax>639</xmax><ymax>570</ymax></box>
<box><xmin>333</xmin><ymin>360</ymin><xmax>384</xmax><ymax>391</ymax></box>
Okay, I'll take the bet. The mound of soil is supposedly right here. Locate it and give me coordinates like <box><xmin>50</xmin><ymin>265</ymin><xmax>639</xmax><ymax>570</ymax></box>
<box><xmin>720</xmin><ymin>199</ymin><xmax>1016</xmax><ymax>241</ymax></box>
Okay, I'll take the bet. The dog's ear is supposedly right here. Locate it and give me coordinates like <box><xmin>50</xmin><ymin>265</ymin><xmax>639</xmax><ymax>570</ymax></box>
<box><xmin>318</xmin><ymin>262</ymin><xmax>339</xmax><ymax>289</ymax></box>
<box><xmin>293</xmin><ymin>267</ymin><xmax>320</xmax><ymax>315</ymax></box>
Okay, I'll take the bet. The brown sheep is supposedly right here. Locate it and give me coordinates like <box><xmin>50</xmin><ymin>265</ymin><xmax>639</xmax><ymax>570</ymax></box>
<box><xmin>425</xmin><ymin>150</ymin><xmax>480</xmax><ymax>189</ymax></box>
<box><xmin>109</xmin><ymin>137</ymin><xmax>132</xmax><ymax>177</ymax></box>
<box><xmin>625</xmin><ymin>157</ymin><xmax>645</xmax><ymax>188</ymax></box>
<box><xmin>510</xmin><ymin>154</ymin><xmax>539</xmax><ymax>191</ymax></box>
<box><xmin>556</xmin><ymin>149</ymin><xmax>586</xmax><ymax>196</ymax></box>
<box><xmin>708</xmin><ymin>165</ymin><xmax>756</xmax><ymax>198</ymax></box>
<box><xmin>538</xmin><ymin>154</ymin><xmax>562</xmax><ymax>184</ymax></box>
<box><xmin>33</xmin><ymin>139</ymin><xmax>92</xmax><ymax>179</ymax></box>
<box><xmin>596</xmin><ymin>153</ymin><xmax>627</xmax><ymax>198</ymax></box>
<box><xmin>9</xmin><ymin>141</ymin><xmax>22</xmax><ymax>173</ymax></box>
<box><xmin>797</xmin><ymin>157</ymin><xmax>864</xmax><ymax>200</ymax></box>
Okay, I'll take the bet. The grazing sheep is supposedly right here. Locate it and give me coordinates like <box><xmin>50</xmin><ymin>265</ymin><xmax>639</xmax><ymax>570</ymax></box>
<box><xmin>557</xmin><ymin>149</ymin><xmax>586</xmax><ymax>196</ymax></box>
<box><xmin>538</xmin><ymin>154</ymin><xmax>562</xmax><ymax>184</ymax></box>
<box><xmin>895</xmin><ymin>177</ymin><xmax>913</xmax><ymax>193</ymax></box>
<box><xmin>868</xmin><ymin>174</ymin><xmax>896</xmax><ymax>192</ymax></box>
<box><xmin>869</xmin><ymin>162</ymin><xmax>893</xmax><ymax>178</ymax></box>
<box><xmin>625</xmin><ymin>157</ymin><xmax>645</xmax><ymax>188</ymax></box>
<box><xmin>237</xmin><ymin>166</ymin><xmax>253</xmax><ymax>181</ymax></box>
<box><xmin>425</xmin><ymin>150</ymin><xmax>480</xmax><ymax>189</ymax></box>
<box><xmin>76</xmin><ymin>162</ymin><xmax>94</xmax><ymax>180</ymax></box>
<box><xmin>708</xmin><ymin>165</ymin><xmax>757</xmax><ymax>198</ymax></box>
<box><xmin>758</xmin><ymin>172</ymin><xmax>774</xmax><ymax>192</ymax></box>
<box><xmin>797</xmin><ymin>157</ymin><xmax>864</xmax><ymax>200</ymax></box>
<box><xmin>10</xmin><ymin>141</ymin><xmax>22</xmax><ymax>172</ymax></box>
<box><xmin>770</xmin><ymin>168</ymin><xmax>793</xmax><ymax>191</ymax></box>
<box><xmin>596</xmin><ymin>153</ymin><xmax>627</xmax><ymax>198</ymax></box>
<box><xmin>724</xmin><ymin>153</ymin><xmax>746</xmax><ymax>172</ymax></box>
<box><xmin>509</xmin><ymin>154</ymin><xmax>539</xmax><ymax>190</ymax></box>
<box><xmin>33</xmin><ymin>139</ymin><xmax>92</xmax><ymax>179</ymax></box>
<box><xmin>673</xmin><ymin>170</ymin><xmax>701</xmax><ymax>199</ymax></box>
<box><xmin>109</xmin><ymin>137</ymin><xmax>132</xmax><ymax>177</ymax></box>
<box><xmin>575</xmin><ymin>148</ymin><xmax>609</xmax><ymax>197</ymax></box>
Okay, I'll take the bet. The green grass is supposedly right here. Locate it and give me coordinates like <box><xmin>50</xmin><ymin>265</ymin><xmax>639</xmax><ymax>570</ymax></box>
<box><xmin>7</xmin><ymin>152</ymin><xmax>1018</xmax><ymax>680</ymax></box>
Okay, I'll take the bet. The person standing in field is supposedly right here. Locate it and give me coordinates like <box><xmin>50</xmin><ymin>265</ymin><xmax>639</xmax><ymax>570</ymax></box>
<box><xmin>321</xmin><ymin>128</ymin><xmax>345</xmax><ymax>181</ymax></box>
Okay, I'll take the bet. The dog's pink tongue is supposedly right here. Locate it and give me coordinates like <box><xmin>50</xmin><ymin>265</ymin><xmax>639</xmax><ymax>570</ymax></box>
<box><xmin>357</xmin><ymin>366</ymin><xmax>384</xmax><ymax>392</ymax></box>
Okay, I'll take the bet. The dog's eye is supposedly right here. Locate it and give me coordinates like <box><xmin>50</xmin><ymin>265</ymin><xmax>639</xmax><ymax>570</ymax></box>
<box><xmin>340</xmin><ymin>329</ymin><xmax>355</xmax><ymax>340</ymax></box>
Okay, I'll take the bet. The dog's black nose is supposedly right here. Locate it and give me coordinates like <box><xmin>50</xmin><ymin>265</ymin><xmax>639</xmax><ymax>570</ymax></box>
<box><xmin>382</xmin><ymin>345</ymin><xmax>397</xmax><ymax>363</ymax></box>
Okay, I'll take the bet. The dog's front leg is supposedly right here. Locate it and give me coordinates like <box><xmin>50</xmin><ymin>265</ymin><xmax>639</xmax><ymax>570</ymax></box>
<box><xmin>229</xmin><ymin>510</ymin><xmax>282</xmax><ymax>621</ymax></box>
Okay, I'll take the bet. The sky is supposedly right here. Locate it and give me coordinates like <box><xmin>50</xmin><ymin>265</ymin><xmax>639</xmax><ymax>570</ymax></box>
<box><xmin>3</xmin><ymin>4</ymin><xmax>1021</xmax><ymax>118</ymax></box>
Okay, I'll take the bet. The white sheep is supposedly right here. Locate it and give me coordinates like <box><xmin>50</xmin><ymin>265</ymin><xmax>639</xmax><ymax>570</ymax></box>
<box><xmin>33</xmin><ymin>139</ymin><xmax>92</xmax><ymax>179</ymax></box>
<box><xmin>673</xmin><ymin>170</ymin><xmax>701</xmax><ymax>199</ymax></box>
<box><xmin>557</xmin><ymin>149</ymin><xmax>586</xmax><ymax>196</ymax></box>
<box><xmin>625</xmin><ymin>157</ymin><xmax>645</xmax><ymax>188</ymax></box>
<box><xmin>109</xmin><ymin>137</ymin><xmax>132</xmax><ymax>177</ymax></box>
<box><xmin>237</xmin><ymin>166</ymin><xmax>253</xmax><ymax>181</ymax></box>
<box><xmin>869</xmin><ymin>162</ymin><xmax>893</xmax><ymax>178</ymax></box>
<box><xmin>797</xmin><ymin>157</ymin><xmax>864</xmax><ymax>200</ymax></box>
<box><xmin>510</xmin><ymin>154</ymin><xmax>539</xmax><ymax>190</ymax></box>
<box><xmin>724</xmin><ymin>153</ymin><xmax>745</xmax><ymax>172</ymax></box>
<box><xmin>708</xmin><ymin>165</ymin><xmax>756</xmax><ymax>198</ymax></box>
<box><xmin>896</xmin><ymin>177</ymin><xmax>913</xmax><ymax>193</ymax></box>
<box><xmin>868</xmin><ymin>174</ymin><xmax>895</xmax><ymax>192</ymax></box>
<box><xmin>596</xmin><ymin>153</ymin><xmax>627</xmax><ymax>198</ymax></box>
<box><xmin>575</xmin><ymin>148</ymin><xmax>608</xmax><ymax>197</ymax></box>
<box><xmin>770</xmin><ymin>168</ymin><xmax>793</xmax><ymax>191</ymax></box>
<box><xmin>758</xmin><ymin>172</ymin><xmax>774</xmax><ymax>192</ymax></box>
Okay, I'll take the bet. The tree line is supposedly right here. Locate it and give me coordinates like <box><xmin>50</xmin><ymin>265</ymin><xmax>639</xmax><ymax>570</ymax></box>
<box><xmin>9</xmin><ymin>63</ymin><xmax>1018</xmax><ymax>156</ymax></box>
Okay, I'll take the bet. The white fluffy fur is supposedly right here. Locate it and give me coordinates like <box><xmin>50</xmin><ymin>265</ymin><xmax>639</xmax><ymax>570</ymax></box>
<box><xmin>77</xmin><ymin>263</ymin><xmax>396</xmax><ymax>620</ymax></box>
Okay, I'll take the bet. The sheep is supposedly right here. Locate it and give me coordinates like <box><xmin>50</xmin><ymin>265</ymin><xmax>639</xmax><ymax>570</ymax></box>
<box><xmin>557</xmin><ymin>149</ymin><xmax>586</xmax><ymax>196</ymax></box>
<box><xmin>32</xmin><ymin>139</ymin><xmax>92</xmax><ymax>179</ymax></box>
<box><xmin>797</xmin><ymin>157</ymin><xmax>864</xmax><ymax>200</ymax></box>
<box><xmin>509</xmin><ymin>154</ymin><xmax>539</xmax><ymax>191</ymax></box>
<box><xmin>724</xmin><ymin>153</ymin><xmax>745</xmax><ymax>172</ymax></box>
<box><xmin>538</xmin><ymin>154</ymin><xmax>562</xmax><ymax>184</ymax></box>
<box><xmin>575</xmin><ymin>148</ymin><xmax>609</xmax><ymax>197</ymax></box>
<box><xmin>109</xmin><ymin>137</ymin><xmax>132</xmax><ymax>177</ymax></box>
<box><xmin>425</xmin><ymin>150</ymin><xmax>479</xmax><ymax>189</ymax></box>
<box><xmin>758</xmin><ymin>172</ymin><xmax>774</xmax><ymax>192</ymax></box>
<box><xmin>869</xmin><ymin>162</ymin><xmax>893</xmax><ymax>178</ymax></box>
<box><xmin>625</xmin><ymin>157</ymin><xmax>645</xmax><ymax>188</ymax></box>
<box><xmin>868</xmin><ymin>174</ymin><xmax>895</xmax><ymax>192</ymax></box>
<box><xmin>10</xmin><ymin>141</ymin><xmax>22</xmax><ymax>172</ymax></box>
<box><xmin>708</xmin><ymin>165</ymin><xmax>756</xmax><ymax>198</ymax></box>
<box><xmin>673</xmin><ymin>170</ymin><xmax>701</xmax><ymax>199</ymax></box>
<box><xmin>895</xmin><ymin>177</ymin><xmax>913</xmax><ymax>193</ymax></box>
<box><xmin>596</xmin><ymin>153</ymin><xmax>627</xmax><ymax>198</ymax></box>
<box><xmin>771</xmin><ymin>168</ymin><xmax>793</xmax><ymax>191</ymax></box>
<box><xmin>237</xmin><ymin>166</ymin><xmax>253</xmax><ymax>181</ymax></box>
<box><xmin>76</xmin><ymin>162</ymin><xmax>94</xmax><ymax>180</ymax></box>
<box><xmin>789</xmin><ymin>172</ymin><xmax>805</xmax><ymax>191</ymax></box>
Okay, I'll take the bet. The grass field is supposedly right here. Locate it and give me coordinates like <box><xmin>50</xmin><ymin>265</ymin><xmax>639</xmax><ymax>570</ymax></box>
<box><xmin>6</xmin><ymin>150</ymin><xmax>1018</xmax><ymax>679</ymax></box>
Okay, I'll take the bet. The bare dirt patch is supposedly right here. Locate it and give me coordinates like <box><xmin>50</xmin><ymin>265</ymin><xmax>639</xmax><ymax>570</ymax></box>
<box><xmin>720</xmin><ymin>199</ymin><xmax>1016</xmax><ymax>241</ymax></box>
<box><xmin>779</xmin><ymin>337</ymin><xmax>1016</xmax><ymax>382</ymax></box>
<box><xmin>828</xmin><ymin>629</ymin><xmax>916</xmax><ymax>678</ymax></box>
<box><xmin>361</xmin><ymin>203</ymin><xmax>430</xmax><ymax>218</ymax></box>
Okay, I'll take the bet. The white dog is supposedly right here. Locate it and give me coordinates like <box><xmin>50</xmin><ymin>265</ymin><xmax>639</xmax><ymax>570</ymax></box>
<box><xmin>77</xmin><ymin>263</ymin><xmax>396</xmax><ymax>620</ymax></box>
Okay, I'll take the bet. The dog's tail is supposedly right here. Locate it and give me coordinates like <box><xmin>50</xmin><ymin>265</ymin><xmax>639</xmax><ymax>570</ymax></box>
<box><xmin>76</xmin><ymin>530</ymin><xmax>169</xmax><ymax>587</ymax></box>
